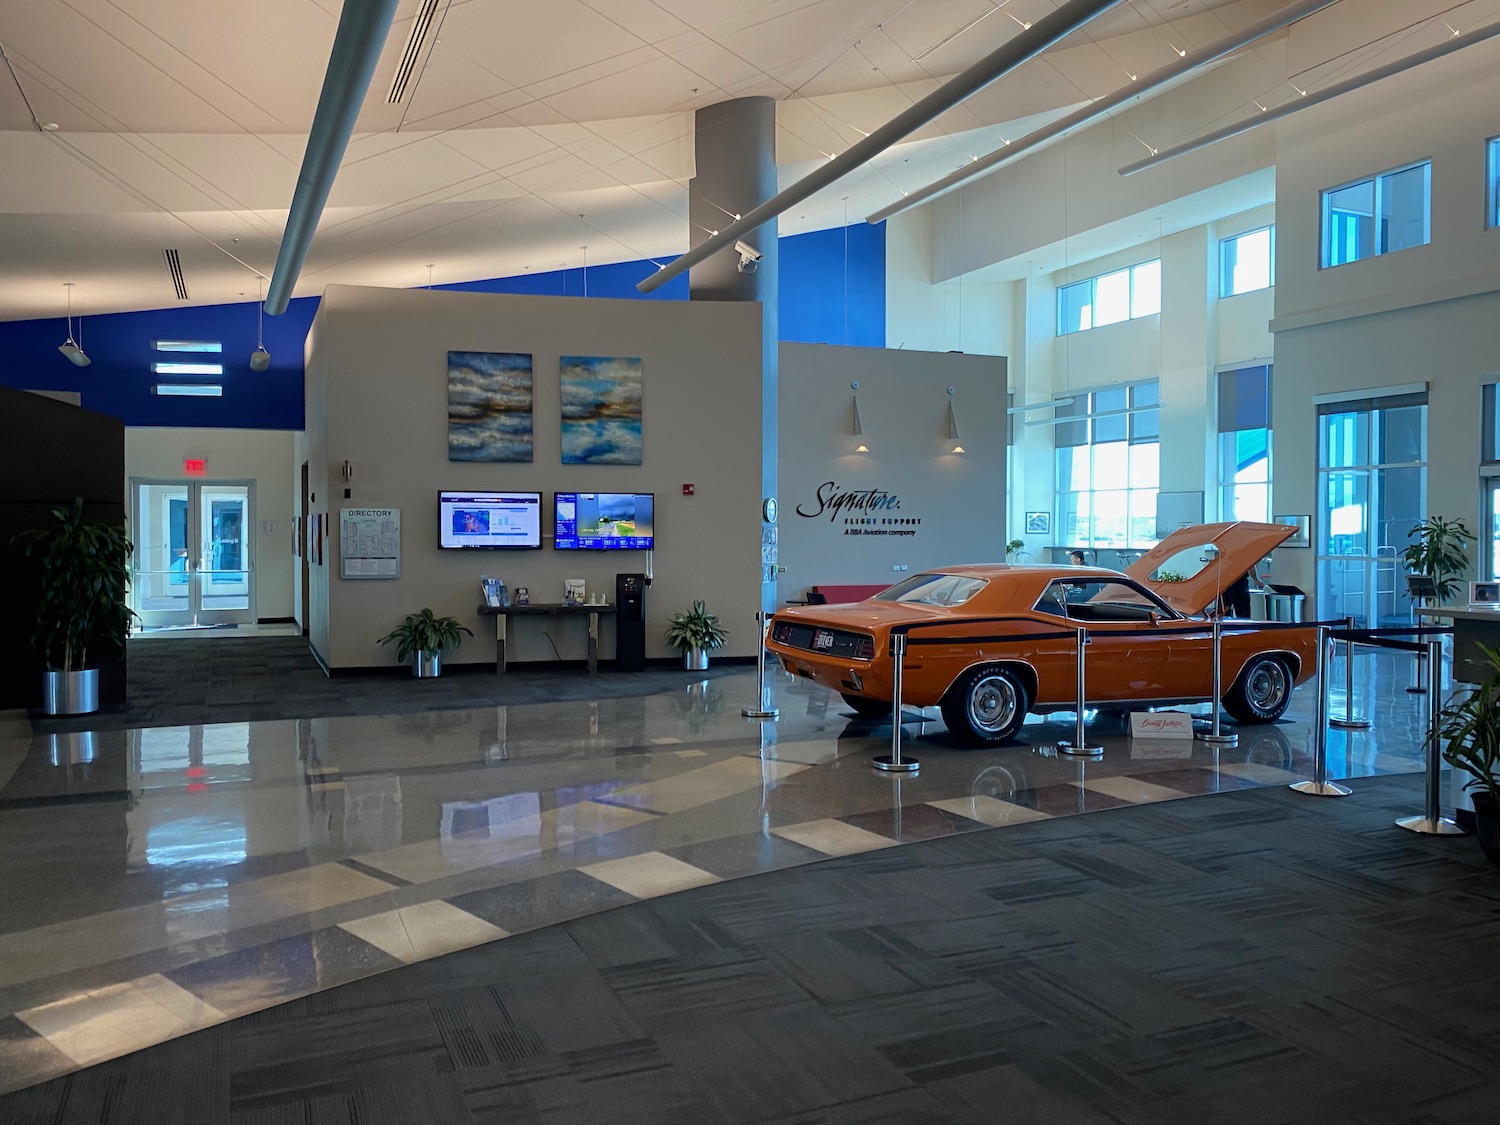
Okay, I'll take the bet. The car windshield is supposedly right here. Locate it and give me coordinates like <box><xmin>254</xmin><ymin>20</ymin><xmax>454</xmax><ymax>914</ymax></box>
<box><xmin>874</xmin><ymin>573</ymin><xmax>987</xmax><ymax>607</ymax></box>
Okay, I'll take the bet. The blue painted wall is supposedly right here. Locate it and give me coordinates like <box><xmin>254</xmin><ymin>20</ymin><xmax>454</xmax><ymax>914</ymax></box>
<box><xmin>0</xmin><ymin>224</ymin><xmax>885</xmax><ymax>430</ymax></box>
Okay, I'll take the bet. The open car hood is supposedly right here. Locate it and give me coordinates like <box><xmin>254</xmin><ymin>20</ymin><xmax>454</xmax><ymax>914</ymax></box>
<box><xmin>1123</xmin><ymin>521</ymin><xmax>1295</xmax><ymax>615</ymax></box>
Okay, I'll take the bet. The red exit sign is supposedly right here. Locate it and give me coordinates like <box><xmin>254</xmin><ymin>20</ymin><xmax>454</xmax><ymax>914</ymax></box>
<box><xmin>183</xmin><ymin>458</ymin><xmax>206</xmax><ymax>475</ymax></box>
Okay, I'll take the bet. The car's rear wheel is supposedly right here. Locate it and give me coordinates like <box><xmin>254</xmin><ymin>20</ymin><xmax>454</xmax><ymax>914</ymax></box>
<box><xmin>840</xmin><ymin>693</ymin><xmax>892</xmax><ymax>719</ymax></box>
<box><xmin>940</xmin><ymin>666</ymin><xmax>1030</xmax><ymax>746</ymax></box>
<box><xmin>1223</xmin><ymin>654</ymin><xmax>1292</xmax><ymax>723</ymax></box>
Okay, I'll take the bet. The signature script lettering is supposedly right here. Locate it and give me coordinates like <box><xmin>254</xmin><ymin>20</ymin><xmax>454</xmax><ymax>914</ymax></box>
<box><xmin>795</xmin><ymin>482</ymin><xmax>901</xmax><ymax>521</ymax></box>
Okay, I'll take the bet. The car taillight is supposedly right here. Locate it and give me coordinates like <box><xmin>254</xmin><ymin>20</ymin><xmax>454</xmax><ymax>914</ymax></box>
<box><xmin>771</xmin><ymin>621</ymin><xmax>793</xmax><ymax>644</ymax></box>
<box><xmin>854</xmin><ymin>634</ymin><xmax>875</xmax><ymax>659</ymax></box>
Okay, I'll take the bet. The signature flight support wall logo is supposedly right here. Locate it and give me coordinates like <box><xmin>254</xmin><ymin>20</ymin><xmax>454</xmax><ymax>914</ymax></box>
<box><xmin>795</xmin><ymin>481</ymin><xmax>922</xmax><ymax>538</ymax></box>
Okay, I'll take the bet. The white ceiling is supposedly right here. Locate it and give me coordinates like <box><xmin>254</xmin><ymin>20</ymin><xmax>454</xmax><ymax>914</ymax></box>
<box><xmin>0</xmin><ymin>0</ymin><xmax>1415</xmax><ymax>320</ymax></box>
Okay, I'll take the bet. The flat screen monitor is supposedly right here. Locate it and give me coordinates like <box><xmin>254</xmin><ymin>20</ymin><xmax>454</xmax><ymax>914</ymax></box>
<box><xmin>554</xmin><ymin>492</ymin><xmax>654</xmax><ymax>550</ymax></box>
<box><xmin>439</xmin><ymin>492</ymin><xmax>542</xmax><ymax>549</ymax></box>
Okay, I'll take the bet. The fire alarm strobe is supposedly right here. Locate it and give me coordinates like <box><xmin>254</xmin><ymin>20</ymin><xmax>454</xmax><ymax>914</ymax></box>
<box><xmin>683</xmin><ymin>483</ymin><xmax>695</xmax><ymax>496</ymax></box>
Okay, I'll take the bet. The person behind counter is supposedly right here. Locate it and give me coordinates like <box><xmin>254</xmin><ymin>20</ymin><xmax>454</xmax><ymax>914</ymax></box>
<box><xmin>1068</xmin><ymin>550</ymin><xmax>1086</xmax><ymax>566</ymax></box>
<box><xmin>1222</xmin><ymin>564</ymin><xmax>1269</xmax><ymax>618</ymax></box>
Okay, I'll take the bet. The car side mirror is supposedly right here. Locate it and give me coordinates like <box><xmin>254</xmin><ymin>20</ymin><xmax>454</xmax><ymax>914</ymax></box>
<box><xmin>1149</xmin><ymin>612</ymin><xmax>1160</xmax><ymax>627</ymax></box>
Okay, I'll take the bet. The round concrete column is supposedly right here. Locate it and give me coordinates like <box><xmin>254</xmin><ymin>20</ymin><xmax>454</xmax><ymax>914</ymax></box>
<box><xmin>689</xmin><ymin>97</ymin><xmax>778</xmax><ymax>614</ymax></box>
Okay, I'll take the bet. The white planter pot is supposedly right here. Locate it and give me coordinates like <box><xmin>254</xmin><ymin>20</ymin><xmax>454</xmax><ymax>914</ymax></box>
<box><xmin>683</xmin><ymin>647</ymin><xmax>709</xmax><ymax>671</ymax></box>
<box><xmin>412</xmin><ymin>650</ymin><xmax>442</xmax><ymax>678</ymax></box>
<box><xmin>41</xmin><ymin>669</ymin><xmax>99</xmax><ymax>715</ymax></box>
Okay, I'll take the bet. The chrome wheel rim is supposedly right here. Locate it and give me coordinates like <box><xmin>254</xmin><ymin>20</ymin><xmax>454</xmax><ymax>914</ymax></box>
<box><xmin>1246</xmin><ymin>660</ymin><xmax>1288</xmax><ymax>712</ymax></box>
<box><xmin>967</xmin><ymin>674</ymin><xmax>1018</xmax><ymax>734</ymax></box>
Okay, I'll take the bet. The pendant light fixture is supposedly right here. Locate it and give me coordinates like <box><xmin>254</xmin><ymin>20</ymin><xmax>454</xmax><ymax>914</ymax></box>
<box><xmin>249</xmin><ymin>275</ymin><xmax>271</xmax><ymax>372</ymax></box>
<box><xmin>58</xmin><ymin>283</ymin><xmax>90</xmax><ymax>366</ymax></box>
<box><xmin>851</xmin><ymin>381</ymin><xmax>868</xmax><ymax>453</ymax></box>
<box><xmin>946</xmin><ymin>387</ymin><xmax>965</xmax><ymax>453</ymax></box>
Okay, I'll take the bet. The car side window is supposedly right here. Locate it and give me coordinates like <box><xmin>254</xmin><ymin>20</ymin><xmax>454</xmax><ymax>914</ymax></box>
<box><xmin>1035</xmin><ymin>578</ymin><xmax>1176</xmax><ymax>622</ymax></box>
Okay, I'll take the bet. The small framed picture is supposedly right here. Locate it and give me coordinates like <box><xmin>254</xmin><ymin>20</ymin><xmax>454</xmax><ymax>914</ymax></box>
<box><xmin>1470</xmin><ymin>581</ymin><xmax>1500</xmax><ymax>606</ymax></box>
<box><xmin>1274</xmin><ymin>514</ymin><xmax>1311</xmax><ymax>549</ymax></box>
<box><xmin>564</xmin><ymin>578</ymin><xmax>585</xmax><ymax>604</ymax></box>
<box><xmin>1024</xmin><ymin>511</ymin><xmax>1050</xmax><ymax>535</ymax></box>
<box><xmin>514</xmin><ymin>586</ymin><xmax>529</xmax><ymax>606</ymax></box>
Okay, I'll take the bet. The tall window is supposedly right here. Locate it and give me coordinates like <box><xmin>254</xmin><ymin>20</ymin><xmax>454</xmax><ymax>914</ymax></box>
<box><xmin>1056</xmin><ymin>260</ymin><xmax>1161</xmax><ymax>336</ymax></box>
<box><xmin>1217</xmin><ymin>364</ymin><xmax>1272</xmax><ymax>522</ymax></box>
<box><xmin>1220</xmin><ymin>226</ymin><xmax>1274</xmax><ymax>297</ymax></box>
<box><xmin>1321</xmin><ymin>161</ymin><xmax>1431</xmax><ymax>268</ymax></box>
<box><xmin>1316</xmin><ymin>393</ymin><xmax>1427</xmax><ymax>627</ymax></box>
<box><xmin>1488</xmin><ymin>136</ymin><xmax>1500</xmax><ymax>230</ymax></box>
<box><xmin>1056</xmin><ymin>381</ymin><xmax>1160</xmax><ymax>548</ymax></box>
<box><xmin>1482</xmin><ymin>384</ymin><xmax>1500</xmax><ymax>580</ymax></box>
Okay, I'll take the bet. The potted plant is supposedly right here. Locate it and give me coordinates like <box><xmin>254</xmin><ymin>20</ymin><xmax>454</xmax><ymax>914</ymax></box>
<box><xmin>1403</xmin><ymin>516</ymin><xmax>1474</xmax><ymax>604</ymax></box>
<box><xmin>1005</xmin><ymin>538</ymin><xmax>1026</xmax><ymax>562</ymax></box>
<box><xmin>664</xmin><ymin>600</ymin><xmax>728</xmax><ymax>670</ymax></box>
<box><xmin>1436</xmin><ymin>644</ymin><xmax>1500</xmax><ymax>865</ymax></box>
<box><xmin>378</xmin><ymin>608</ymin><xmax>472</xmax><ymax>677</ymax></box>
<box><xmin>16</xmin><ymin>498</ymin><xmax>136</xmax><ymax>715</ymax></box>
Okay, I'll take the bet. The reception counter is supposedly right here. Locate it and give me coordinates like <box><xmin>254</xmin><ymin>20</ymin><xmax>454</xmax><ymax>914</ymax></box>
<box><xmin>1416</xmin><ymin>605</ymin><xmax>1500</xmax><ymax>683</ymax></box>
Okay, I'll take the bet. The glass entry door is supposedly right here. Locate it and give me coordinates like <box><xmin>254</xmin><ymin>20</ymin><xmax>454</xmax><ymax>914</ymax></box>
<box><xmin>132</xmin><ymin>479</ymin><xmax>255</xmax><ymax>627</ymax></box>
<box><xmin>1316</xmin><ymin>399</ymin><xmax>1426</xmax><ymax>627</ymax></box>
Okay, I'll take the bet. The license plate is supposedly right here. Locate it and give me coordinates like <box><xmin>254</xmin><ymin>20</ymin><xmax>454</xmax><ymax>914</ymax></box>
<box><xmin>812</xmin><ymin>629</ymin><xmax>834</xmax><ymax>650</ymax></box>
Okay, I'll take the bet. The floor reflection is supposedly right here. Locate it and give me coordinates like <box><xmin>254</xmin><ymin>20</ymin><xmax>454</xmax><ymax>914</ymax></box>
<box><xmin>0</xmin><ymin>648</ymin><xmax>1438</xmax><ymax>1094</ymax></box>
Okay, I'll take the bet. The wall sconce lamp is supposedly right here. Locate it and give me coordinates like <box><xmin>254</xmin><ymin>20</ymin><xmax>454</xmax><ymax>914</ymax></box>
<box><xmin>946</xmin><ymin>387</ymin><xmax>965</xmax><ymax>453</ymax></box>
<box><xmin>850</xmin><ymin>380</ymin><xmax>868</xmax><ymax>452</ymax></box>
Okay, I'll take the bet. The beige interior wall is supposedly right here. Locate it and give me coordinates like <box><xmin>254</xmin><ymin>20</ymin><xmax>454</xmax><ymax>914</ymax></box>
<box><xmin>305</xmin><ymin>285</ymin><xmax>763</xmax><ymax>669</ymax></box>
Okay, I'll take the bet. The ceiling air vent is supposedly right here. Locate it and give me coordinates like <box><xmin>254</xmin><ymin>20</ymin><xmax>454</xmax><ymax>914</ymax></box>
<box><xmin>388</xmin><ymin>0</ymin><xmax>441</xmax><ymax>104</ymax></box>
<box><xmin>162</xmin><ymin>248</ymin><xmax>189</xmax><ymax>301</ymax></box>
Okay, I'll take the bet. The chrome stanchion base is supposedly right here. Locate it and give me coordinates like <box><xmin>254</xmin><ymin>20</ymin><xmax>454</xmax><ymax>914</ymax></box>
<box><xmin>872</xmin><ymin>754</ymin><xmax>920</xmax><ymax>774</ymax></box>
<box><xmin>1289</xmin><ymin>780</ymin><xmax>1353</xmax><ymax>797</ymax></box>
<box><xmin>1197</xmin><ymin>731</ymin><xmax>1239</xmax><ymax>746</ymax></box>
<box><xmin>1056</xmin><ymin>740</ymin><xmax>1104</xmax><ymax>758</ymax></box>
<box><xmin>1394</xmin><ymin>814</ymin><xmax>1468</xmax><ymax>835</ymax></box>
<box><xmin>742</xmin><ymin>707</ymin><xmax>780</xmax><ymax>719</ymax></box>
<box><xmin>1329</xmin><ymin>717</ymin><xmax>1372</xmax><ymax>730</ymax></box>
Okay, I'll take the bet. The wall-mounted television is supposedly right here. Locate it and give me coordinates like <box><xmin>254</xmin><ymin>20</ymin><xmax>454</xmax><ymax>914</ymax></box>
<box><xmin>439</xmin><ymin>492</ymin><xmax>542</xmax><ymax>549</ymax></box>
<box><xmin>554</xmin><ymin>492</ymin><xmax>654</xmax><ymax>550</ymax></box>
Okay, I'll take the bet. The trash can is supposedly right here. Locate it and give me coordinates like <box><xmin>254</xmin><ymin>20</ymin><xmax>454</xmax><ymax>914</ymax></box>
<box><xmin>1263</xmin><ymin>583</ymin><xmax>1306</xmax><ymax>623</ymax></box>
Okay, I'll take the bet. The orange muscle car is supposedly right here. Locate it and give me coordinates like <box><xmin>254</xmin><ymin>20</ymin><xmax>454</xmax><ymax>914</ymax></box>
<box><xmin>767</xmin><ymin>522</ymin><xmax>1318</xmax><ymax>745</ymax></box>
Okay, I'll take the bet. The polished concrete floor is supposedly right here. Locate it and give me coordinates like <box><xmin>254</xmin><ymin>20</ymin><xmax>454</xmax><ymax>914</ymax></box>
<box><xmin>0</xmin><ymin>645</ymin><xmax>1450</xmax><ymax>1103</ymax></box>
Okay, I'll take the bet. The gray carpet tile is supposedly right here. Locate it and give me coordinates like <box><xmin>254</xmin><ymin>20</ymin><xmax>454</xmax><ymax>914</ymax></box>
<box><xmin>2</xmin><ymin>773</ymin><xmax>1497</xmax><ymax>1125</ymax></box>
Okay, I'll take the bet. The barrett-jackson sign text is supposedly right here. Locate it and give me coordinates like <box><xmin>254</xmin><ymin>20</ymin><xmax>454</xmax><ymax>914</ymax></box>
<box><xmin>795</xmin><ymin>482</ymin><xmax>922</xmax><ymax>537</ymax></box>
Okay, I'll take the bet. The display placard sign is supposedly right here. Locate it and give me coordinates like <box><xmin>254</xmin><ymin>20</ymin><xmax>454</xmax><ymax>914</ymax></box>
<box><xmin>340</xmin><ymin>508</ymin><xmax>400</xmax><ymax>579</ymax></box>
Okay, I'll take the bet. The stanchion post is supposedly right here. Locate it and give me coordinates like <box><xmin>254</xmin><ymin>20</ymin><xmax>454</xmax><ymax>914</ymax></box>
<box><xmin>742</xmin><ymin>611</ymin><xmax>780</xmax><ymax>720</ymax></box>
<box><xmin>873</xmin><ymin>632</ymin><xmax>919</xmax><ymax>773</ymax></box>
<box><xmin>1198</xmin><ymin>615</ymin><xmax>1238</xmax><ymax>746</ymax></box>
<box><xmin>1396</xmin><ymin>636</ymin><xmax>1467</xmax><ymax>835</ymax></box>
<box><xmin>1408</xmin><ymin>598</ymin><xmax>1428</xmax><ymax>694</ymax></box>
<box><xmin>1291</xmin><ymin>624</ymin><xmax>1352</xmax><ymax>797</ymax></box>
<box><xmin>1058</xmin><ymin>626</ymin><xmax>1103</xmax><ymax>757</ymax></box>
<box><xmin>1331</xmin><ymin>615</ymin><xmax>1371</xmax><ymax>730</ymax></box>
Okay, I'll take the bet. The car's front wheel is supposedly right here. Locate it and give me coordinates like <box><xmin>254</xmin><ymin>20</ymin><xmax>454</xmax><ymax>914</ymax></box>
<box><xmin>940</xmin><ymin>666</ymin><xmax>1030</xmax><ymax>746</ymax></box>
<box><xmin>840</xmin><ymin>693</ymin><xmax>893</xmax><ymax>719</ymax></box>
<box><xmin>1223</xmin><ymin>654</ymin><xmax>1292</xmax><ymax>723</ymax></box>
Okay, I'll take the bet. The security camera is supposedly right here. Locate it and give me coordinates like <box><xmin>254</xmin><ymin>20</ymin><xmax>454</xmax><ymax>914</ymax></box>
<box><xmin>734</xmin><ymin>239</ymin><xmax>762</xmax><ymax>273</ymax></box>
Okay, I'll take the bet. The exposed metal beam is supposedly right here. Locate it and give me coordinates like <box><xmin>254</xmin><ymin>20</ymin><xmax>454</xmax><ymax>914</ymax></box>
<box><xmin>636</xmin><ymin>0</ymin><xmax>1128</xmax><ymax>293</ymax></box>
<box><xmin>1120</xmin><ymin>19</ymin><xmax>1500</xmax><ymax>177</ymax></box>
<box><xmin>266</xmin><ymin>0</ymin><xmax>400</xmax><ymax>315</ymax></box>
<box><xmin>868</xmin><ymin>0</ymin><xmax>1343</xmax><ymax>224</ymax></box>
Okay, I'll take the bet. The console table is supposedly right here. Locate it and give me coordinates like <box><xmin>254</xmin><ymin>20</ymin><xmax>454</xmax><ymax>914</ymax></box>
<box><xmin>477</xmin><ymin>602</ymin><xmax>616</xmax><ymax>674</ymax></box>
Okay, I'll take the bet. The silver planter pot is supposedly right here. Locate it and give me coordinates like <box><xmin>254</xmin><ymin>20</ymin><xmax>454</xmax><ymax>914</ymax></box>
<box><xmin>42</xmin><ymin>669</ymin><xmax>99</xmax><ymax>715</ymax></box>
<box><xmin>683</xmin><ymin>646</ymin><xmax>710</xmax><ymax>671</ymax></box>
<box><xmin>412</xmin><ymin>650</ymin><xmax>442</xmax><ymax>678</ymax></box>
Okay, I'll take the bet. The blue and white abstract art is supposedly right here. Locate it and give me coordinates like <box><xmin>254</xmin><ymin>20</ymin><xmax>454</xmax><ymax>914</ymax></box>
<box><xmin>448</xmin><ymin>351</ymin><xmax>534</xmax><ymax>463</ymax></box>
<box><xmin>560</xmin><ymin>355</ymin><xmax>643</xmax><ymax>465</ymax></box>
